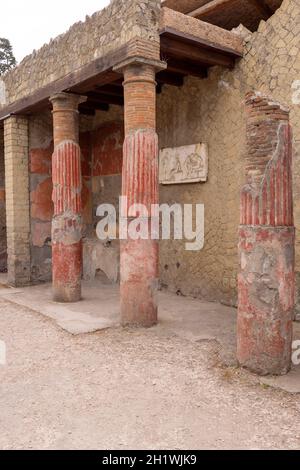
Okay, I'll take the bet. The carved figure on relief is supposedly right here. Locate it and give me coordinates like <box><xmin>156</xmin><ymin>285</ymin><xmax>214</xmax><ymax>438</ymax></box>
<box><xmin>159</xmin><ymin>143</ymin><xmax>208</xmax><ymax>185</ymax></box>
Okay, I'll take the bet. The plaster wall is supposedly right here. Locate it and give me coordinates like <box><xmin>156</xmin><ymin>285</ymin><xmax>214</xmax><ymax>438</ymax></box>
<box><xmin>157</xmin><ymin>0</ymin><xmax>300</xmax><ymax>307</ymax></box>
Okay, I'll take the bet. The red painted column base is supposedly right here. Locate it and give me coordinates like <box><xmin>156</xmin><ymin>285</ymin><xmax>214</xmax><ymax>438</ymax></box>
<box><xmin>120</xmin><ymin>128</ymin><xmax>159</xmax><ymax>327</ymax></box>
<box><xmin>52</xmin><ymin>215</ymin><xmax>82</xmax><ymax>302</ymax></box>
<box><xmin>120</xmin><ymin>239</ymin><xmax>158</xmax><ymax>327</ymax></box>
<box><xmin>237</xmin><ymin>226</ymin><xmax>295</xmax><ymax>375</ymax></box>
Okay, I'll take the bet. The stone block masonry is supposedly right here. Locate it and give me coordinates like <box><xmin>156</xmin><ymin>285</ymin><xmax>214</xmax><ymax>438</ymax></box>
<box><xmin>4</xmin><ymin>117</ymin><xmax>31</xmax><ymax>287</ymax></box>
<box><xmin>237</xmin><ymin>92</ymin><xmax>295</xmax><ymax>376</ymax></box>
<box><xmin>2</xmin><ymin>0</ymin><xmax>162</xmax><ymax>105</ymax></box>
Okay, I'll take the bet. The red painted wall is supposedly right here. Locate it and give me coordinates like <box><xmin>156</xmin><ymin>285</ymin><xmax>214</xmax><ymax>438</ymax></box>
<box><xmin>92</xmin><ymin>121</ymin><xmax>123</xmax><ymax>177</ymax></box>
<box><xmin>30</xmin><ymin>121</ymin><xmax>124</xmax><ymax>254</ymax></box>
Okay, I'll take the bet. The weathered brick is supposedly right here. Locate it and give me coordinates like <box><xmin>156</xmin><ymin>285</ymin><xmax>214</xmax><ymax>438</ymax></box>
<box><xmin>4</xmin><ymin>116</ymin><xmax>30</xmax><ymax>286</ymax></box>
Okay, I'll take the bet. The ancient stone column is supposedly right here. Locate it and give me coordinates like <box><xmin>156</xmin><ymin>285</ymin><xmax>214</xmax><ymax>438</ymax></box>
<box><xmin>114</xmin><ymin>57</ymin><xmax>166</xmax><ymax>327</ymax></box>
<box><xmin>4</xmin><ymin>116</ymin><xmax>31</xmax><ymax>286</ymax></box>
<box><xmin>237</xmin><ymin>92</ymin><xmax>295</xmax><ymax>375</ymax></box>
<box><xmin>49</xmin><ymin>93</ymin><xmax>86</xmax><ymax>302</ymax></box>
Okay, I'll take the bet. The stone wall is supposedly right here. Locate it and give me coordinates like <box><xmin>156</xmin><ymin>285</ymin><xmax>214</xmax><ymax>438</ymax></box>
<box><xmin>2</xmin><ymin>0</ymin><xmax>161</xmax><ymax>105</ymax></box>
<box><xmin>157</xmin><ymin>0</ymin><xmax>300</xmax><ymax>306</ymax></box>
<box><xmin>157</xmin><ymin>75</ymin><xmax>244</xmax><ymax>305</ymax></box>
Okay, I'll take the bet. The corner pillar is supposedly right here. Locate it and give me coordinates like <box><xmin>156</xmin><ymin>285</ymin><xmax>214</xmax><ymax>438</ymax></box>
<box><xmin>237</xmin><ymin>92</ymin><xmax>295</xmax><ymax>375</ymax></box>
<box><xmin>4</xmin><ymin>116</ymin><xmax>31</xmax><ymax>286</ymax></box>
<box><xmin>114</xmin><ymin>57</ymin><xmax>166</xmax><ymax>327</ymax></box>
<box><xmin>49</xmin><ymin>92</ymin><xmax>86</xmax><ymax>303</ymax></box>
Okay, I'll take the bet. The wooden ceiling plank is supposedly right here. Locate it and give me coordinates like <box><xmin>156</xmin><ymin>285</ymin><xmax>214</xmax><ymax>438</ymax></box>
<box><xmin>247</xmin><ymin>0</ymin><xmax>272</xmax><ymax>18</ymax></box>
<box><xmin>161</xmin><ymin>1</ymin><xmax>210</xmax><ymax>15</ymax></box>
<box><xmin>94</xmin><ymin>84</ymin><xmax>124</xmax><ymax>96</ymax></box>
<box><xmin>188</xmin><ymin>0</ymin><xmax>235</xmax><ymax>19</ymax></box>
<box><xmin>79</xmin><ymin>108</ymin><xmax>96</xmax><ymax>116</ymax></box>
<box><xmin>80</xmin><ymin>102</ymin><xmax>109</xmax><ymax>112</ymax></box>
<box><xmin>86</xmin><ymin>91</ymin><xmax>124</xmax><ymax>106</ymax></box>
<box><xmin>156</xmin><ymin>71</ymin><xmax>185</xmax><ymax>87</ymax></box>
<box><xmin>165</xmin><ymin>58</ymin><xmax>208</xmax><ymax>78</ymax></box>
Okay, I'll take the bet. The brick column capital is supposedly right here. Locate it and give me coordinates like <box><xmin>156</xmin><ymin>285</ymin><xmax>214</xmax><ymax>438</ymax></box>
<box><xmin>49</xmin><ymin>92</ymin><xmax>86</xmax><ymax>149</ymax></box>
<box><xmin>49</xmin><ymin>92</ymin><xmax>87</xmax><ymax>112</ymax></box>
<box><xmin>113</xmin><ymin>56</ymin><xmax>167</xmax><ymax>75</ymax></box>
<box><xmin>116</xmin><ymin>57</ymin><xmax>165</xmax><ymax>136</ymax></box>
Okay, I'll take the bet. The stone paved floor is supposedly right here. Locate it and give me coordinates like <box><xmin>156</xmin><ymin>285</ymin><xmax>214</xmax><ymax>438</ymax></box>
<box><xmin>0</xmin><ymin>294</ymin><xmax>300</xmax><ymax>449</ymax></box>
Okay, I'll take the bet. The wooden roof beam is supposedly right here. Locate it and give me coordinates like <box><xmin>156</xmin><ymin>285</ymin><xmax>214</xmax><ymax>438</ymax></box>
<box><xmin>94</xmin><ymin>84</ymin><xmax>124</xmax><ymax>97</ymax></box>
<box><xmin>166</xmin><ymin>58</ymin><xmax>208</xmax><ymax>79</ymax></box>
<box><xmin>161</xmin><ymin>35</ymin><xmax>235</xmax><ymax>68</ymax></box>
<box><xmin>160</xmin><ymin>7</ymin><xmax>243</xmax><ymax>58</ymax></box>
<box><xmin>188</xmin><ymin>0</ymin><xmax>234</xmax><ymax>18</ymax></box>
<box><xmin>79</xmin><ymin>102</ymin><xmax>109</xmax><ymax>114</ymax></box>
<box><xmin>156</xmin><ymin>71</ymin><xmax>185</xmax><ymax>87</ymax></box>
<box><xmin>189</xmin><ymin>0</ymin><xmax>273</xmax><ymax>20</ymax></box>
<box><xmin>86</xmin><ymin>91</ymin><xmax>124</xmax><ymax>106</ymax></box>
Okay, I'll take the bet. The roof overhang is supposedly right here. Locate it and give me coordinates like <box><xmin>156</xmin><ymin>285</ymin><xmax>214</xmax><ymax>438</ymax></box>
<box><xmin>0</xmin><ymin>6</ymin><xmax>244</xmax><ymax>120</ymax></box>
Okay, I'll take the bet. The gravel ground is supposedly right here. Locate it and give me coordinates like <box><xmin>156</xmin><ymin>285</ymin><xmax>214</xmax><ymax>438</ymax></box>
<box><xmin>0</xmin><ymin>298</ymin><xmax>299</xmax><ymax>450</ymax></box>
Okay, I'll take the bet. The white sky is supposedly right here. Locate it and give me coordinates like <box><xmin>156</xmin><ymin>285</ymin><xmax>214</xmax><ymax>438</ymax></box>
<box><xmin>0</xmin><ymin>0</ymin><xmax>110</xmax><ymax>63</ymax></box>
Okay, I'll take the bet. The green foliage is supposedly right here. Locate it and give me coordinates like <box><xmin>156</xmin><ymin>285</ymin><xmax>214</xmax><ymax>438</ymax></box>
<box><xmin>0</xmin><ymin>38</ymin><xmax>16</xmax><ymax>75</ymax></box>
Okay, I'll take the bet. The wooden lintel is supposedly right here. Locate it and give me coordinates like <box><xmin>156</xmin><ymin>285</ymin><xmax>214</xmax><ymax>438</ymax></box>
<box><xmin>161</xmin><ymin>35</ymin><xmax>235</xmax><ymax>68</ymax></box>
<box><xmin>160</xmin><ymin>7</ymin><xmax>244</xmax><ymax>57</ymax></box>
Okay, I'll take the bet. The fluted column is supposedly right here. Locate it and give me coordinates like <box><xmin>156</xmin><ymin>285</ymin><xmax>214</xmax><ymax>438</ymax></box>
<box><xmin>114</xmin><ymin>57</ymin><xmax>166</xmax><ymax>327</ymax></box>
<box><xmin>237</xmin><ymin>92</ymin><xmax>295</xmax><ymax>375</ymax></box>
<box><xmin>49</xmin><ymin>92</ymin><xmax>86</xmax><ymax>302</ymax></box>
